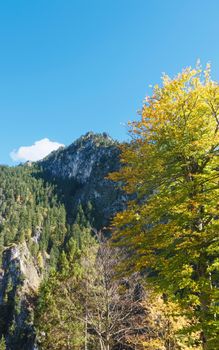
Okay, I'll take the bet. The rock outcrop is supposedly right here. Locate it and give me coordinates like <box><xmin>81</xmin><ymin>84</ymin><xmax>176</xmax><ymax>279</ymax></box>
<box><xmin>40</xmin><ymin>132</ymin><xmax>126</xmax><ymax>226</ymax></box>
<box><xmin>0</xmin><ymin>243</ymin><xmax>41</xmax><ymax>349</ymax></box>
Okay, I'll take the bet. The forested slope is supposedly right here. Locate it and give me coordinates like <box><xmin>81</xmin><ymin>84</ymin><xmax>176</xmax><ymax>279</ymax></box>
<box><xmin>0</xmin><ymin>164</ymin><xmax>68</xmax><ymax>349</ymax></box>
<box><xmin>0</xmin><ymin>133</ymin><xmax>130</xmax><ymax>350</ymax></box>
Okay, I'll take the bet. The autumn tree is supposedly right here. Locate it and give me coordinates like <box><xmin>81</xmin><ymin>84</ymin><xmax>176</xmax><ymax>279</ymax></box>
<box><xmin>82</xmin><ymin>232</ymin><xmax>145</xmax><ymax>350</ymax></box>
<box><xmin>110</xmin><ymin>65</ymin><xmax>219</xmax><ymax>349</ymax></box>
<box><xmin>82</xmin><ymin>232</ymin><xmax>182</xmax><ymax>350</ymax></box>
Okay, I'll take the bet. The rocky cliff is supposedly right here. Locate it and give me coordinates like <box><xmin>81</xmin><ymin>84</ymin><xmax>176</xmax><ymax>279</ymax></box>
<box><xmin>0</xmin><ymin>243</ymin><xmax>41</xmax><ymax>349</ymax></box>
<box><xmin>40</xmin><ymin>132</ymin><xmax>126</xmax><ymax>227</ymax></box>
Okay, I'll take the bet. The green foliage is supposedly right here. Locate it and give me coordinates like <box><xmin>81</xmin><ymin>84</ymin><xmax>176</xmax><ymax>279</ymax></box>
<box><xmin>35</xmin><ymin>226</ymin><xmax>98</xmax><ymax>350</ymax></box>
<box><xmin>0</xmin><ymin>337</ymin><xmax>6</xmax><ymax>350</ymax></box>
<box><xmin>35</xmin><ymin>227</ymin><xmax>184</xmax><ymax>350</ymax></box>
<box><xmin>0</xmin><ymin>164</ymin><xmax>68</xmax><ymax>348</ymax></box>
<box><xmin>0</xmin><ymin>165</ymin><xmax>67</xmax><ymax>259</ymax></box>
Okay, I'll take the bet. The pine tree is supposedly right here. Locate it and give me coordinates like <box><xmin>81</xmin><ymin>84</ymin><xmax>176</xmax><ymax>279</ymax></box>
<box><xmin>0</xmin><ymin>336</ymin><xmax>6</xmax><ymax>350</ymax></box>
<box><xmin>35</xmin><ymin>227</ymin><xmax>97</xmax><ymax>350</ymax></box>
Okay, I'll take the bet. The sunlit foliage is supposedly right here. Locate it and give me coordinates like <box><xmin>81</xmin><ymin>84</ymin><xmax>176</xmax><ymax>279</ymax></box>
<box><xmin>110</xmin><ymin>65</ymin><xmax>219</xmax><ymax>349</ymax></box>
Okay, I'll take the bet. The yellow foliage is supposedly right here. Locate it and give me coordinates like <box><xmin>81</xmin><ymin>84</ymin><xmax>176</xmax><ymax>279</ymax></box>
<box><xmin>110</xmin><ymin>64</ymin><xmax>219</xmax><ymax>349</ymax></box>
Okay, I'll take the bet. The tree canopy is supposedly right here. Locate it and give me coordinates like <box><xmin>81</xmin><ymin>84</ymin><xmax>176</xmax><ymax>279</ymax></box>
<box><xmin>110</xmin><ymin>65</ymin><xmax>219</xmax><ymax>349</ymax></box>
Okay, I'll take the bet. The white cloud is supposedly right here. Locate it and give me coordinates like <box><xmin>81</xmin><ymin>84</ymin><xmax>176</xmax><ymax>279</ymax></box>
<box><xmin>10</xmin><ymin>138</ymin><xmax>65</xmax><ymax>162</ymax></box>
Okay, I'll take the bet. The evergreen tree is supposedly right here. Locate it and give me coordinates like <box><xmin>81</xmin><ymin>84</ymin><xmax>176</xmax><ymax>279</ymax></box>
<box><xmin>0</xmin><ymin>164</ymin><xmax>68</xmax><ymax>348</ymax></box>
<box><xmin>35</xmin><ymin>227</ymin><xmax>96</xmax><ymax>350</ymax></box>
<box><xmin>0</xmin><ymin>336</ymin><xmax>6</xmax><ymax>350</ymax></box>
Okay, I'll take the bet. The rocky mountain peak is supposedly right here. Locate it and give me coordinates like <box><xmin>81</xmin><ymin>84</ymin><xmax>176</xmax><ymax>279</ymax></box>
<box><xmin>40</xmin><ymin>132</ymin><xmax>119</xmax><ymax>184</ymax></box>
<box><xmin>72</xmin><ymin>131</ymin><xmax>115</xmax><ymax>148</ymax></box>
<box><xmin>39</xmin><ymin>132</ymin><xmax>125</xmax><ymax>227</ymax></box>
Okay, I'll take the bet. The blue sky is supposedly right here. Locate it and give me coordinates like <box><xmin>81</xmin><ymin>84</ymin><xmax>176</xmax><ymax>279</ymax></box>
<box><xmin>1</xmin><ymin>0</ymin><xmax>219</xmax><ymax>164</ymax></box>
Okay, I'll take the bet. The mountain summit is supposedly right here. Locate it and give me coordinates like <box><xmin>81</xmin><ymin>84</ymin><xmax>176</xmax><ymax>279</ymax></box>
<box><xmin>40</xmin><ymin>132</ymin><xmax>125</xmax><ymax>226</ymax></box>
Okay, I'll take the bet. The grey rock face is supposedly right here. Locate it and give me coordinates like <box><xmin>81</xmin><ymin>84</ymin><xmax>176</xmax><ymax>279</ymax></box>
<box><xmin>0</xmin><ymin>242</ymin><xmax>42</xmax><ymax>349</ymax></box>
<box><xmin>40</xmin><ymin>132</ymin><xmax>126</xmax><ymax>226</ymax></box>
<box><xmin>41</xmin><ymin>132</ymin><xmax>116</xmax><ymax>182</ymax></box>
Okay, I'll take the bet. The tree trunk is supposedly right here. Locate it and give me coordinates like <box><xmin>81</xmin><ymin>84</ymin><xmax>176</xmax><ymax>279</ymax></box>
<box><xmin>200</xmin><ymin>331</ymin><xmax>207</xmax><ymax>350</ymax></box>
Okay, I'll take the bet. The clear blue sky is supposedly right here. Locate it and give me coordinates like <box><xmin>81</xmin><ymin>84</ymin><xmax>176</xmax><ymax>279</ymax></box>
<box><xmin>1</xmin><ymin>0</ymin><xmax>219</xmax><ymax>164</ymax></box>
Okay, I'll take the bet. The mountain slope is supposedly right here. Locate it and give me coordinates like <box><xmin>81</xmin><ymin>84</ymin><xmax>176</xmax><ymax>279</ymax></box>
<box><xmin>0</xmin><ymin>132</ymin><xmax>124</xmax><ymax>349</ymax></box>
